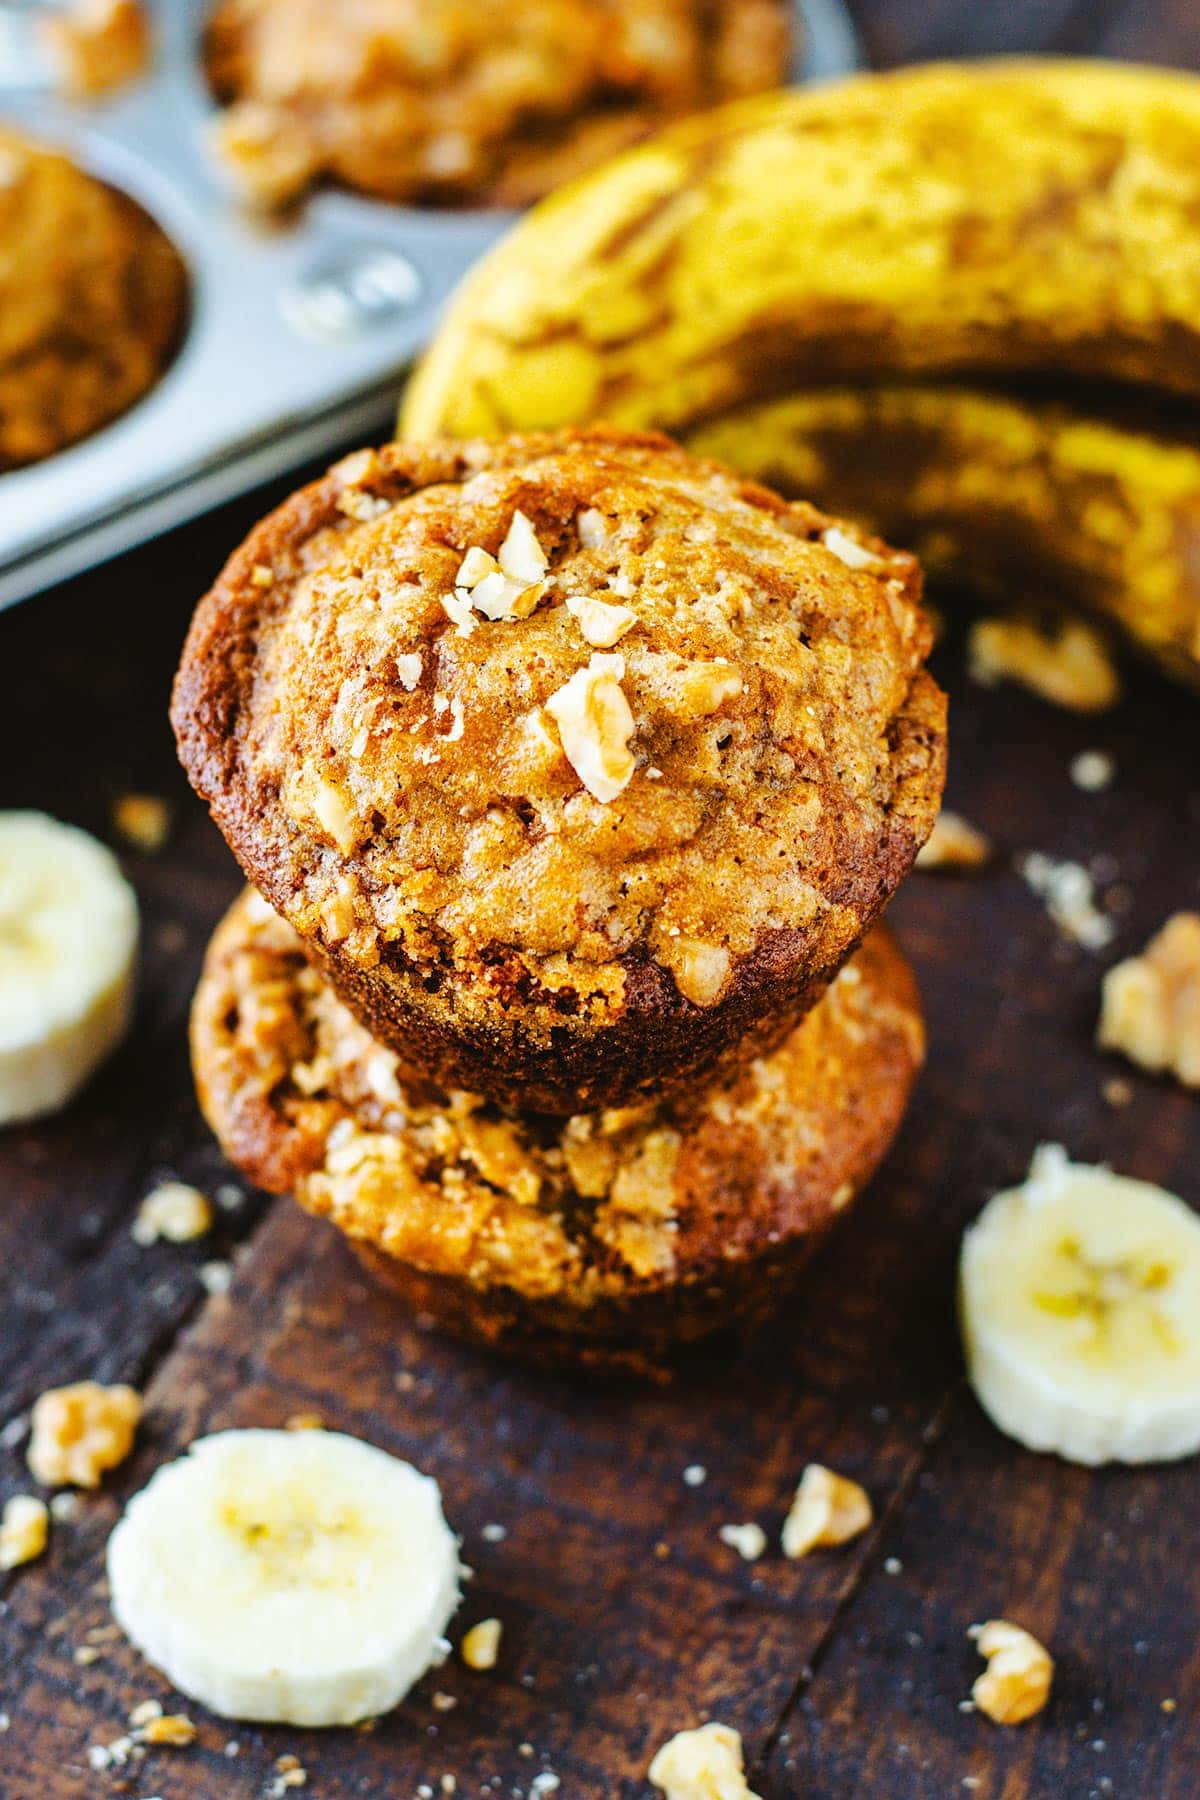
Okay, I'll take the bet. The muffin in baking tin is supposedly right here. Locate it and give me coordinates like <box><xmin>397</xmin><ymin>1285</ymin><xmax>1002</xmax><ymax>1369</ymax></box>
<box><xmin>0</xmin><ymin>125</ymin><xmax>187</xmax><ymax>472</ymax></box>
<box><xmin>172</xmin><ymin>427</ymin><xmax>945</xmax><ymax>1114</ymax></box>
<box><xmin>204</xmin><ymin>0</ymin><xmax>794</xmax><ymax>209</ymax></box>
<box><xmin>192</xmin><ymin>889</ymin><xmax>925</xmax><ymax>1369</ymax></box>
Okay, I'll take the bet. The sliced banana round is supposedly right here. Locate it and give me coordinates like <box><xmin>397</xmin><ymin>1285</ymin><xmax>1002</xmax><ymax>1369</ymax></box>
<box><xmin>960</xmin><ymin>1144</ymin><xmax>1200</xmax><ymax>1465</ymax></box>
<box><xmin>0</xmin><ymin>811</ymin><xmax>138</xmax><ymax>1127</ymax></box>
<box><xmin>107</xmin><ymin>1429</ymin><xmax>461</xmax><ymax>1726</ymax></box>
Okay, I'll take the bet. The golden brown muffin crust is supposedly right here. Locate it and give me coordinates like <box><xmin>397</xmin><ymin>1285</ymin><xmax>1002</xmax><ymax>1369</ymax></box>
<box><xmin>0</xmin><ymin>127</ymin><xmax>186</xmax><ymax>471</ymax></box>
<box><xmin>191</xmin><ymin>889</ymin><xmax>925</xmax><ymax>1360</ymax></box>
<box><xmin>171</xmin><ymin>428</ymin><xmax>945</xmax><ymax>1113</ymax></box>
<box><xmin>205</xmin><ymin>0</ymin><xmax>792</xmax><ymax>209</ymax></box>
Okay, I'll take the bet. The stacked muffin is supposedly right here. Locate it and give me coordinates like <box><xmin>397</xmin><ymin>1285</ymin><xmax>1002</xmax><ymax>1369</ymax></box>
<box><xmin>174</xmin><ymin>428</ymin><xmax>946</xmax><ymax>1367</ymax></box>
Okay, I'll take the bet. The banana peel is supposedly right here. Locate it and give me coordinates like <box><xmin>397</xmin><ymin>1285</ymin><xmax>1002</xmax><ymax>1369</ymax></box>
<box><xmin>688</xmin><ymin>386</ymin><xmax>1200</xmax><ymax>688</ymax></box>
<box><xmin>403</xmin><ymin>58</ymin><xmax>1200</xmax><ymax>685</ymax></box>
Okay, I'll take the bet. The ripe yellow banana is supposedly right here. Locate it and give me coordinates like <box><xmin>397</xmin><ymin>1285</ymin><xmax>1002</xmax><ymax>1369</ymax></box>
<box><xmin>403</xmin><ymin>59</ymin><xmax>1200</xmax><ymax>686</ymax></box>
<box><xmin>688</xmin><ymin>386</ymin><xmax>1200</xmax><ymax>688</ymax></box>
<box><xmin>404</xmin><ymin>59</ymin><xmax>1200</xmax><ymax>441</ymax></box>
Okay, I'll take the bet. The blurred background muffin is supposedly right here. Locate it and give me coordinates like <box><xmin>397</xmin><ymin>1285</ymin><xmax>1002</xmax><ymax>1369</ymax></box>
<box><xmin>204</xmin><ymin>0</ymin><xmax>794</xmax><ymax>208</ymax></box>
<box><xmin>0</xmin><ymin>125</ymin><xmax>186</xmax><ymax>471</ymax></box>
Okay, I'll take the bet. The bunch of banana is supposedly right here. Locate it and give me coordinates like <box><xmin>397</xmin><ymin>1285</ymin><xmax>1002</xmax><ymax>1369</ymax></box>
<box><xmin>403</xmin><ymin>58</ymin><xmax>1200</xmax><ymax>686</ymax></box>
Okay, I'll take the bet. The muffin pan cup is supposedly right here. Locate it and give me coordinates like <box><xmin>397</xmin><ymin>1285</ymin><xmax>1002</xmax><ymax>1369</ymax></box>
<box><xmin>0</xmin><ymin>0</ymin><xmax>860</xmax><ymax>610</ymax></box>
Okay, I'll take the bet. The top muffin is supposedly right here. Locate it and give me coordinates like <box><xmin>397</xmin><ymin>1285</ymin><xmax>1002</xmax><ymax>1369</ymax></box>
<box><xmin>172</xmin><ymin>428</ymin><xmax>945</xmax><ymax>1112</ymax></box>
<box><xmin>205</xmin><ymin>0</ymin><xmax>793</xmax><ymax>209</ymax></box>
<box><xmin>0</xmin><ymin>126</ymin><xmax>187</xmax><ymax>471</ymax></box>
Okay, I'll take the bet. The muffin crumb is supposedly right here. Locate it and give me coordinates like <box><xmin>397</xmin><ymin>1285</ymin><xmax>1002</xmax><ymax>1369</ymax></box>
<box><xmin>1098</xmin><ymin>912</ymin><xmax>1200</xmax><ymax>1087</ymax></box>
<box><xmin>112</xmin><ymin>792</ymin><xmax>172</xmax><ymax>853</ymax></box>
<box><xmin>970</xmin><ymin>1620</ymin><xmax>1054</xmax><ymax>1724</ymax></box>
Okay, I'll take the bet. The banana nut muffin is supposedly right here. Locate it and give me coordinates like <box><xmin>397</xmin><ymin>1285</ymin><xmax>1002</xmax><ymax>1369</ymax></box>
<box><xmin>204</xmin><ymin>0</ymin><xmax>793</xmax><ymax>209</ymax></box>
<box><xmin>171</xmin><ymin>428</ymin><xmax>946</xmax><ymax>1113</ymax></box>
<box><xmin>192</xmin><ymin>889</ymin><xmax>925</xmax><ymax>1367</ymax></box>
<box><xmin>0</xmin><ymin>126</ymin><xmax>186</xmax><ymax>471</ymax></box>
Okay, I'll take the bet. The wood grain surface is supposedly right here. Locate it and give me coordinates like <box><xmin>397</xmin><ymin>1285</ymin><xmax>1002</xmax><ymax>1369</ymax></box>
<box><xmin>2</xmin><ymin>5</ymin><xmax>1199</xmax><ymax>1797</ymax></box>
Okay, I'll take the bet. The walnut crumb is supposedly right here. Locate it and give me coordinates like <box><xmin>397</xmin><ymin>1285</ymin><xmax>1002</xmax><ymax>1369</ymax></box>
<box><xmin>0</xmin><ymin>1494</ymin><xmax>49</xmax><ymax>1569</ymax></box>
<box><xmin>566</xmin><ymin>592</ymin><xmax>637</xmax><ymax>648</ymax></box>
<box><xmin>132</xmin><ymin>1181</ymin><xmax>214</xmax><ymax>1246</ymax></box>
<box><xmin>970</xmin><ymin>1619</ymin><xmax>1054</xmax><ymax>1724</ymax></box>
<box><xmin>461</xmin><ymin>1618</ymin><xmax>502</xmax><ymax>1671</ymax></box>
<box><xmin>648</xmin><ymin>1722</ymin><xmax>761</xmax><ymax>1799</ymax></box>
<box><xmin>781</xmin><ymin>1463</ymin><xmax>873</xmax><ymax>1558</ymax></box>
<box><xmin>27</xmin><ymin>1382</ymin><xmax>141</xmax><ymax>1488</ymax></box>
<box><xmin>916</xmin><ymin>810</ymin><xmax>993</xmax><ymax>872</ymax></box>
<box><xmin>822</xmin><ymin>525</ymin><xmax>883</xmax><ymax>571</ymax></box>
<box><xmin>969</xmin><ymin>615</ymin><xmax>1120</xmax><ymax>712</ymax></box>
<box><xmin>544</xmin><ymin>652</ymin><xmax>636</xmax><ymax>803</ymax></box>
<box><xmin>452</xmin><ymin>511</ymin><xmax>548</xmax><ymax>624</ymax></box>
<box><xmin>1019</xmin><ymin>853</ymin><xmax>1114</xmax><ymax>951</ymax></box>
<box><xmin>718</xmin><ymin>1522</ymin><xmax>766</xmax><ymax>1562</ymax></box>
<box><xmin>1098</xmin><ymin>913</ymin><xmax>1200</xmax><ymax>1088</ymax></box>
<box><xmin>112</xmin><ymin>793</ymin><xmax>172</xmax><ymax>853</ymax></box>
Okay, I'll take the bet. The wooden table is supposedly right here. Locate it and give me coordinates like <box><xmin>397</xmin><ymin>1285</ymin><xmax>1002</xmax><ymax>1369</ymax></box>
<box><xmin>3</xmin><ymin>6</ymin><xmax>1199</xmax><ymax>1796</ymax></box>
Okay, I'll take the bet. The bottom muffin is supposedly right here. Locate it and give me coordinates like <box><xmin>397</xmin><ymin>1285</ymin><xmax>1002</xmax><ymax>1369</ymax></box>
<box><xmin>191</xmin><ymin>890</ymin><xmax>925</xmax><ymax>1369</ymax></box>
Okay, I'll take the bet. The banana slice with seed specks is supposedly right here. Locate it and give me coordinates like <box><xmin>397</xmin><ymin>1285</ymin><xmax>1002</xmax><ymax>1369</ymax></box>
<box><xmin>0</xmin><ymin>811</ymin><xmax>138</xmax><ymax>1127</ymax></box>
<box><xmin>960</xmin><ymin>1146</ymin><xmax>1200</xmax><ymax>1466</ymax></box>
<box><xmin>107</xmin><ymin>1430</ymin><xmax>461</xmax><ymax>1726</ymax></box>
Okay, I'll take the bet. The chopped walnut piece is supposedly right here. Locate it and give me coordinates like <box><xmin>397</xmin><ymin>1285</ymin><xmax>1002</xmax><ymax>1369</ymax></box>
<box><xmin>648</xmin><ymin>1722</ymin><xmax>761</xmax><ymax>1800</ymax></box>
<box><xmin>497</xmin><ymin>510</ymin><xmax>548</xmax><ymax>586</ymax></box>
<box><xmin>566</xmin><ymin>592</ymin><xmax>637</xmax><ymax>648</ymax></box>
<box><xmin>304</xmin><ymin>776</ymin><xmax>358</xmax><ymax>854</ymax></box>
<box><xmin>969</xmin><ymin>615</ymin><xmax>1120</xmax><ymax>713</ymax></box>
<box><xmin>112</xmin><ymin>792</ymin><xmax>172</xmax><ymax>853</ymax></box>
<box><xmin>440</xmin><ymin>590</ymin><xmax>478</xmax><ymax>637</ymax></box>
<box><xmin>660</xmin><ymin>936</ymin><xmax>732</xmax><ymax>1007</ymax></box>
<box><xmin>576</xmin><ymin>507</ymin><xmax>609</xmax><ymax>550</ymax></box>
<box><xmin>0</xmin><ymin>1494</ymin><xmax>49</xmax><ymax>1570</ymax></box>
<box><xmin>42</xmin><ymin>0</ymin><xmax>149</xmax><ymax>99</ymax></box>
<box><xmin>916</xmin><ymin>810</ymin><xmax>992</xmax><ymax>872</ymax></box>
<box><xmin>1098</xmin><ymin>912</ymin><xmax>1200</xmax><ymax>1088</ymax></box>
<box><xmin>455</xmin><ymin>546</ymin><xmax>499</xmax><ymax>589</ymax></box>
<box><xmin>822</xmin><ymin>525</ymin><xmax>883</xmax><ymax>570</ymax></box>
<box><xmin>781</xmin><ymin>1463</ymin><xmax>873</xmax><ymax>1558</ymax></box>
<box><xmin>971</xmin><ymin>1619</ymin><xmax>1054</xmax><ymax>1724</ymax></box>
<box><xmin>132</xmin><ymin>1181</ymin><xmax>214</xmax><ymax>1246</ymax></box>
<box><xmin>27</xmin><ymin>1382</ymin><xmax>142</xmax><ymax>1488</ymax></box>
<box><xmin>395</xmin><ymin>652</ymin><xmax>423</xmax><ymax>691</ymax></box>
<box><xmin>461</xmin><ymin>1618</ymin><xmax>502</xmax><ymax>1671</ymax></box>
<box><xmin>544</xmin><ymin>652</ymin><xmax>636</xmax><ymax>803</ymax></box>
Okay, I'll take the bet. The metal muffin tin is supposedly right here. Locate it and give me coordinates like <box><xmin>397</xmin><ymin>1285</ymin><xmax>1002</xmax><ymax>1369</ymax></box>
<box><xmin>0</xmin><ymin>0</ymin><xmax>861</xmax><ymax>610</ymax></box>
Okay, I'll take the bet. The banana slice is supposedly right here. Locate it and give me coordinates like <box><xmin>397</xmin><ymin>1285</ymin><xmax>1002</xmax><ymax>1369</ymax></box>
<box><xmin>107</xmin><ymin>1429</ymin><xmax>461</xmax><ymax>1725</ymax></box>
<box><xmin>0</xmin><ymin>811</ymin><xmax>138</xmax><ymax>1127</ymax></box>
<box><xmin>960</xmin><ymin>1145</ymin><xmax>1200</xmax><ymax>1466</ymax></box>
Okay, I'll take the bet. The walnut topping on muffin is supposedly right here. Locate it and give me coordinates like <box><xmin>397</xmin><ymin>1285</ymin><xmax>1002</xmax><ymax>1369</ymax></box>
<box><xmin>544</xmin><ymin>652</ymin><xmax>637</xmax><ymax>803</ymax></box>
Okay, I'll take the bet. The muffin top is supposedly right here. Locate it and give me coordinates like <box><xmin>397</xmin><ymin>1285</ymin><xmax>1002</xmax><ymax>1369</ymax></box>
<box><xmin>193</xmin><ymin>891</ymin><xmax>924</xmax><ymax>1304</ymax></box>
<box><xmin>0</xmin><ymin>126</ymin><xmax>186</xmax><ymax>470</ymax></box>
<box><xmin>173</xmin><ymin>429</ymin><xmax>944</xmax><ymax>1027</ymax></box>
<box><xmin>205</xmin><ymin>0</ymin><xmax>792</xmax><ymax>209</ymax></box>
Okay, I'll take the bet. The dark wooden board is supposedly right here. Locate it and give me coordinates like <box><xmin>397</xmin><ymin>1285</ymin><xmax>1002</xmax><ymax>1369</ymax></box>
<box><xmin>2</xmin><ymin>7</ymin><xmax>1200</xmax><ymax>1796</ymax></box>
